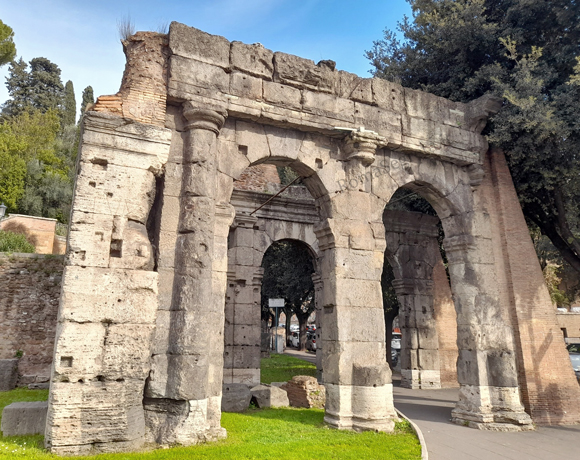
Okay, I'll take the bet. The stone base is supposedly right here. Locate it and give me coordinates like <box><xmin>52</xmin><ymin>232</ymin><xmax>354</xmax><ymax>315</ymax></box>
<box><xmin>324</xmin><ymin>383</ymin><xmax>396</xmax><ymax>433</ymax></box>
<box><xmin>401</xmin><ymin>369</ymin><xmax>441</xmax><ymax>389</ymax></box>
<box><xmin>451</xmin><ymin>407</ymin><xmax>534</xmax><ymax>432</ymax></box>
<box><xmin>144</xmin><ymin>395</ymin><xmax>227</xmax><ymax>446</ymax></box>
<box><xmin>222</xmin><ymin>368</ymin><xmax>260</xmax><ymax>386</ymax></box>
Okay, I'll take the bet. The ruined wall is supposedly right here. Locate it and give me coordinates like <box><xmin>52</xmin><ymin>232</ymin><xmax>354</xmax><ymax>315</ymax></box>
<box><xmin>233</xmin><ymin>164</ymin><xmax>281</xmax><ymax>192</ymax></box>
<box><xmin>557</xmin><ymin>312</ymin><xmax>580</xmax><ymax>342</ymax></box>
<box><xmin>485</xmin><ymin>148</ymin><xmax>580</xmax><ymax>424</ymax></box>
<box><xmin>0</xmin><ymin>253</ymin><xmax>64</xmax><ymax>385</ymax></box>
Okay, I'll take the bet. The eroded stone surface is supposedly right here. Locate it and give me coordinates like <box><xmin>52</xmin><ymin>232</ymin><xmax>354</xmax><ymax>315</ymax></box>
<box><xmin>45</xmin><ymin>20</ymin><xmax>579</xmax><ymax>456</ymax></box>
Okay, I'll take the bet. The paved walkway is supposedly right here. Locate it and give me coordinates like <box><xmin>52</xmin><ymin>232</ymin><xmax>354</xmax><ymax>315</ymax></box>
<box><xmin>283</xmin><ymin>348</ymin><xmax>317</xmax><ymax>364</ymax></box>
<box><xmin>393</xmin><ymin>380</ymin><xmax>580</xmax><ymax>460</ymax></box>
<box><xmin>284</xmin><ymin>352</ymin><xmax>580</xmax><ymax>459</ymax></box>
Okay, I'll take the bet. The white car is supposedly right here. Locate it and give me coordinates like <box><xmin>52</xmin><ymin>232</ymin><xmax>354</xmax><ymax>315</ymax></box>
<box><xmin>289</xmin><ymin>332</ymin><xmax>299</xmax><ymax>348</ymax></box>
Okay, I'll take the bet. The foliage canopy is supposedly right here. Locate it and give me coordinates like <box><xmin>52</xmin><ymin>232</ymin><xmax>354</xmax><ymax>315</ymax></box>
<box><xmin>0</xmin><ymin>19</ymin><xmax>16</xmax><ymax>67</ymax></box>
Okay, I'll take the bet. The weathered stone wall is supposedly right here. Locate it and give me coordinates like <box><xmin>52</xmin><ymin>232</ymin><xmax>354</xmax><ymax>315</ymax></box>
<box><xmin>46</xmin><ymin>20</ymin><xmax>576</xmax><ymax>455</ymax></box>
<box><xmin>556</xmin><ymin>312</ymin><xmax>580</xmax><ymax>341</ymax></box>
<box><xmin>0</xmin><ymin>253</ymin><xmax>64</xmax><ymax>385</ymax></box>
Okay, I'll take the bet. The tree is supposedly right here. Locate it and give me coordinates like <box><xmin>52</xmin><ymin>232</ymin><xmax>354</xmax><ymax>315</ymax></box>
<box><xmin>3</xmin><ymin>57</ymin><xmax>64</xmax><ymax>116</ymax></box>
<box><xmin>63</xmin><ymin>80</ymin><xmax>76</xmax><ymax>126</ymax></box>
<box><xmin>367</xmin><ymin>0</ymin><xmax>580</xmax><ymax>273</ymax></box>
<box><xmin>80</xmin><ymin>85</ymin><xmax>94</xmax><ymax>117</ymax></box>
<box><xmin>3</xmin><ymin>58</ymin><xmax>30</xmax><ymax>116</ymax></box>
<box><xmin>261</xmin><ymin>240</ymin><xmax>315</xmax><ymax>351</ymax></box>
<box><xmin>0</xmin><ymin>123</ymin><xmax>26</xmax><ymax>210</ymax></box>
<box><xmin>0</xmin><ymin>19</ymin><xmax>16</xmax><ymax>66</ymax></box>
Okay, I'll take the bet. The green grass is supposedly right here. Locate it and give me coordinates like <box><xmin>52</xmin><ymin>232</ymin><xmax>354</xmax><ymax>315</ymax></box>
<box><xmin>260</xmin><ymin>353</ymin><xmax>317</xmax><ymax>384</ymax></box>
<box><xmin>0</xmin><ymin>356</ymin><xmax>420</xmax><ymax>459</ymax></box>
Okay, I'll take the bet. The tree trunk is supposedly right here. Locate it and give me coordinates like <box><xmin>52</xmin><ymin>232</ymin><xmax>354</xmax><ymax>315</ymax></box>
<box><xmin>528</xmin><ymin>210</ymin><xmax>580</xmax><ymax>273</ymax></box>
<box><xmin>297</xmin><ymin>311</ymin><xmax>309</xmax><ymax>351</ymax></box>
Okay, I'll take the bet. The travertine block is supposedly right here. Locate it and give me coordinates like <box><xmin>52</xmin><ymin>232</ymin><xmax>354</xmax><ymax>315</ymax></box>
<box><xmin>273</xmin><ymin>52</ymin><xmax>336</xmax><ymax>93</ymax></box>
<box><xmin>47</xmin><ymin>380</ymin><xmax>146</xmax><ymax>450</ymax></box>
<box><xmin>230</xmin><ymin>72</ymin><xmax>263</xmax><ymax>100</ymax></box>
<box><xmin>371</xmin><ymin>78</ymin><xmax>405</xmax><ymax>113</ymax></box>
<box><xmin>1</xmin><ymin>401</ymin><xmax>47</xmax><ymax>436</ymax></box>
<box><xmin>170</xmin><ymin>55</ymin><xmax>229</xmax><ymax>94</ymax></box>
<box><xmin>169</xmin><ymin>22</ymin><xmax>230</xmax><ymax>68</ymax></box>
<box><xmin>231</xmin><ymin>41</ymin><xmax>274</xmax><ymax>79</ymax></box>
<box><xmin>302</xmin><ymin>90</ymin><xmax>355</xmax><ymax>123</ymax></box>
<box><xmin>59</xmin><ymin>266</ymin><xmax>158</xmax><ymax>324</ymax></box>
<box><xmin>262</xmin><ymin>81</ymin><xmax>302</xmax><ymax>109</ymax></box>
<box><xmin>337</xmin><ymin>71</ymin><xmax>373</xmax><ymax>103</ymax></box>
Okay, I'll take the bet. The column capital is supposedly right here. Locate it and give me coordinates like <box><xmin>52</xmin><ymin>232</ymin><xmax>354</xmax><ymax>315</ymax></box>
<box><xmin>343</xmin><ymin>128</ymin><xmax>387</xmax><ymax>166</ymax></box>
<box><xmin>182</xmin><ymin>101</ymin><xmax>227</xmax><ymax>134</ymax></box>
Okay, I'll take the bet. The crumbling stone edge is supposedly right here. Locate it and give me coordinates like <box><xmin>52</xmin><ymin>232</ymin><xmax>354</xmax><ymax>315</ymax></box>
<box><xmin>395</xmin><ymin>408</ymin><xmax>428</xmax><ymax>460</ymax></box>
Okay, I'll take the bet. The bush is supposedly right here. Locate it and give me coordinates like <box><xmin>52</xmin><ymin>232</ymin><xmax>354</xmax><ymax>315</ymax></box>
<box><xmin>0</xmin><ymin>229</ymin><xmax>35</xmax><ymax>253</ymax></box>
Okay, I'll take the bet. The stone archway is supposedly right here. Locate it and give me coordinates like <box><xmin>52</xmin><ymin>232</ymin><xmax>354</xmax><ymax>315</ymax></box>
<box><xmin>224</xmin><ymin>187</ymin><xmax>320</xmax><ymax>386</ymax></box>
<box><xmin>45</xmin><ymin>22</ymin><xmax>580</xmax><ymax>455</ymax></box>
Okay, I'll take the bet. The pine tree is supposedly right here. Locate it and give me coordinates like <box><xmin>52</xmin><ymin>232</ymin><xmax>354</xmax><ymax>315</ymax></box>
<box><xmin>63</xmin><ymin>80</ymin><xmax>76</xmax><ymax>126</ymax></box>
<box><xmin>28</xmin><ymin>57</ymin><xmax>64</xmax><ymax>113</ymax></box>
<box><xmin>0</xmin><ymin>19</ymin><xmax>16</xmax><ymax>66</ymax></box>
<box><xmin>80</xmin><ymin>85</ymin><xmax>94</xmax><ymax>117</ymax></box>
<box><xmin>367</xmin><ymin>0</ymin><xmax>580</xmax><ymax>273</ymax></box>
<box><xmin>3</xmin><ymin>57</ymin><xmax>65</xmax><ymax>117</ymax></box>
<box><xmin>3</xmin><ymin>58</ymin><xmax>30</xmax><ymax>116</ymax></box>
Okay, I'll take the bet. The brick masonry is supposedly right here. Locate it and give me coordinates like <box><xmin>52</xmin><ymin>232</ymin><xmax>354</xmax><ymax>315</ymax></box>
<box><xmin>486</xmin><ymin>148</ymin><xmax>580</xmax><ymax>424</ymax></box>
<box><xmin>556</xmin><ymin>313</ymin><xmax>580</xmax><ymax>342</ymax></box>
<box><xmin>0</xmin><ymin>253</ymin><xmax>64</xmax><ymax>385</ymax></box>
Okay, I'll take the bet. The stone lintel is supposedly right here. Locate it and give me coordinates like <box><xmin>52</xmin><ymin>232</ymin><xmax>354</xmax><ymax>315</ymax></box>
<box><xmin>384</xmin><ymin>209</ymin><xmax>440</xmax><ymax>237</ymax></box>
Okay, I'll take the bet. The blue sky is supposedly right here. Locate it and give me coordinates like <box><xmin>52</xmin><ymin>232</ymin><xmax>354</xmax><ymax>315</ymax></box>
<box><xmin>0</xmin><ymin>1</ymin><xmax>412</xmax><ymax>113</ymax></box>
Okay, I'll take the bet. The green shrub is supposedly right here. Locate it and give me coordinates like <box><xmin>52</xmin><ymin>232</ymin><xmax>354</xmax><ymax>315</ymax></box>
<box><xmin>0</xmin><ymin>229</ymin><xmax>35</xmax><ymax>253</ymax></box>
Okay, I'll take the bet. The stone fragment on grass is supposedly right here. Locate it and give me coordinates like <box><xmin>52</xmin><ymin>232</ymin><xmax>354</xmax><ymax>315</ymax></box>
<box><xmin>250</xmin><ymin>384</ymin><xmax>289</xmax><ymax>408</ymax></box>
<box><xmin>222</xmin><ymin>383</ymin><xmax>251</xmax><ymax>412</ymax></box>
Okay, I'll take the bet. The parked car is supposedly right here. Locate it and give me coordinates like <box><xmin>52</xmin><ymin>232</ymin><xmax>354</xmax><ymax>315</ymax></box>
<box><xmin>391</xmin><ymin>332</ymin><xmax>401</xmax><ymax>351</ymax></box>
<box><xmin>306</xmin><ymin>332</ymin><xmax>317</xmax><ymax>351</ymax></box>
<box><xmin>569</xmin><ymin>351</ymin><xmax>580</xmax><ymax>384</ymax></box>
<box><xmin>289</xmin><ymin>331</ymin><xmax>299</xmax><ymax>348</ymax></box>
<box><xmin>290</xmin><ymin>324</ymin><xmax>299</xmax><ymax>333</ymax></box>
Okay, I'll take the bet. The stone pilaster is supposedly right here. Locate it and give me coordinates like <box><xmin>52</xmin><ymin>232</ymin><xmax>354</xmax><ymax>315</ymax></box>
<box><xmin>311</xmin><ymin>273</ymin><xmax>323</xmax><ymax>382</ymax></box>
<box><xmin>156</xmin><ymin>103</ymin><xmax>229</xmax><ymax>445</ymax></box>
<box><xmin>315</xmin><ymin>213</ymin><xmax>396</xmax><ymax>433</ymax></box>
<box><xmin>224</xmin><ymin>214</ymin><xmax>263</xmax><ymax>386</ymax></box>
<box><xmin>384</xmin><ymin>210</ymin><xmax>441</xmax><ymax>389</ymax></box>
<box><xmin>443</xmin><ymin>218</ymin><xmax>533</xmax><ymax>430</ymax></box>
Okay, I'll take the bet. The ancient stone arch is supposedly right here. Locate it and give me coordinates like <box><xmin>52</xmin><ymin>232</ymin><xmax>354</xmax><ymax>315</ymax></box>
<box><xmin>45</xmin><ymin>23</ymin><xmax>580</xmax><ymax>455</ymax></box>
<box><xmin>225</xmin><ymin>186</ymin><xmax>320</xmax><ymax>386</ymax></box>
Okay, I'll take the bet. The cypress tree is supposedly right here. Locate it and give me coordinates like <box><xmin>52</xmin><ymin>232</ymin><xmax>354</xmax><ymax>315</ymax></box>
<box><xmin>80</xmin><ymin>85</ymin><xmax>94</xmax><ymax>117</ymax></box>
<box><xmin>63</xmin><ymin>80</ymin><xmax>76</xmax><ymax>126</ymax></box>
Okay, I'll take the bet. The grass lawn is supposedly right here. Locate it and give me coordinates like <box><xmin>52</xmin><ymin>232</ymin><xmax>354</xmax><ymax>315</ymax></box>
<box><xmin>0</xmin><ymin>355</ymin><xmax>421</xmax><ymax>459</ymax></box>
<box><xmin>260</xmin><ymin>353</ymin><xmax>317</xmax><ymax>384</ymax></box>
